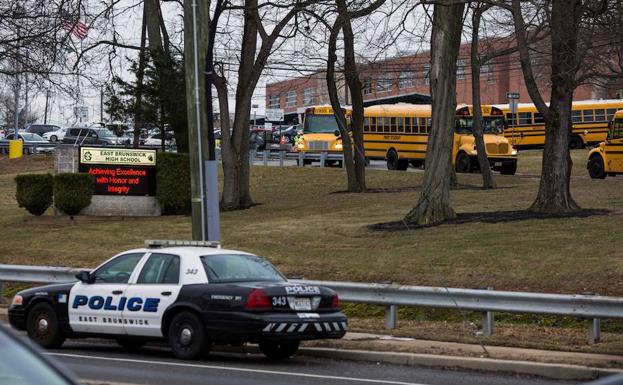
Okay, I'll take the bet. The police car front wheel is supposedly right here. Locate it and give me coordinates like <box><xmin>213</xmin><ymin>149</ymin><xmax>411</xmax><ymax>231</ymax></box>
<box><xmin>168</xmin><ymin>311</ymin><xmax>210</xmax><ymax>360</ymax></box>
<box><xmin>259</xmin><ymin>340</ymin><xmax>300</xmax><ymax>360</ymax></box>
<box><xmin>27</xmin><ymin>302</ymin><xmax>65</xmax><ymax>349</ymax></box>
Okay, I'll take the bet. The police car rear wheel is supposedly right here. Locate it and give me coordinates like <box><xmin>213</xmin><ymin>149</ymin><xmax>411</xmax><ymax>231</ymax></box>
<box><xmin>27</xmin><ymin>302</ymin><xmax>65</xmax><ymax>349</ymax></box>
<box><xmin>259</xmin><ymin>340</ymin><xmax>300</xmax><ymax>360</ymax></box>
<box><xmin>168</xmin><ymin>311</ymin><xmax>209</xmax><ymax>360</ymax></box>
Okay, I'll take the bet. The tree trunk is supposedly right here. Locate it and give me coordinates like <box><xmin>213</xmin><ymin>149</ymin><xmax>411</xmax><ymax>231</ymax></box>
<box><xmin>529</xmin><ymin>0</ymin><xmax>580</xmax><ymax>213</ymax></box>
<box><xmin>132</xmin><ymin>5</ymin><xmax>148</xmax><ymax>148</ymax></box>
<box><xmin>470</xmin><ymin>4</ymin><xmax>496</xmax><ymax>189</ymax></box>
<box><xmin>146</xmin><ymin>0</ymin><xmax>188</xmax><ymax>153</ymax></box>
<box><xmin>326</xmin><ymin>16</ymin><xmax>359</xmax><ymax>192</ymax></box>
<box><xmin>183</xmin><ymin>0</ymin><xmax>211</xmax><ymax>240</ymax></box>
<box><xmin>221</xmin><ymin>0</ymin><xmax>258</xmax><ymax>210</ymax></box>
<box><xmin>404</xmin><ymin>2</ymin><xmax>464</xmax><ymax>225</ymax></box>
<box><xmin>339</xmin><ymin>0</ymin><xmax>366</xmax><ymax>192</ymax></box>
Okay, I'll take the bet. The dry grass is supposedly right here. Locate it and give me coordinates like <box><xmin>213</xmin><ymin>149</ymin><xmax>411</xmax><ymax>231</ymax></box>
<box><xmin>1</xmin><ymin>152</ymin><xmax>622</xmax><ymax>296</ymax></box>
<box><xmin>1</xmin><ymin>151</ymin><xmax>622</xmax><ymax>353</ymax></box>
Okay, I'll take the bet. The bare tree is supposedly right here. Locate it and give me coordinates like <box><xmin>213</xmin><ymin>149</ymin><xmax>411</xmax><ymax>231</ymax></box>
<box><xmin>404</xmin><ymin>1</ymin><xmax>465</xmax><ymax>225</ymax></box>
<box><xmin>510</xmin><ymin>0</ymin><xmax>613</xmax><ymax>213</ymax></box>
<box><xmin>218</xmin><ymin>0</ymin><xmax>313</xmax><ymax>210</ymax></box>
<box><xmin>469</xmin><ymin>3</ymin><xmax>496</xmax><ymax>189</ymax></box>
<box><xmin>324</xmin><ymin>0</ymin><xmax>387</xmax><ymax>193</ymax></box>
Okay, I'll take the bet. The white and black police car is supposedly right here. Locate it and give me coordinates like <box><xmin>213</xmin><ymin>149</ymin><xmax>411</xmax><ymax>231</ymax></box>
<box><xmin>9</xmin><ymin>240</ymin><xmax>347</xmax><ymax>360</ymax></box>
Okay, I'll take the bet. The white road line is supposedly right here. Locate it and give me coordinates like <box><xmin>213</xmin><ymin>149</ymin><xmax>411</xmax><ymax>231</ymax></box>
<box><xmin>46</xmin><ymin>352</ymin><xmax>428</xmax><ymax>385</ymax></box>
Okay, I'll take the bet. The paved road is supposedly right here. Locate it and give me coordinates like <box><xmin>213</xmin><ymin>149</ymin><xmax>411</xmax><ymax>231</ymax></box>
<box><xmin>44</xmin><ymin>339</ymin><xmax>575</xmax><ymax>385</ymax></box>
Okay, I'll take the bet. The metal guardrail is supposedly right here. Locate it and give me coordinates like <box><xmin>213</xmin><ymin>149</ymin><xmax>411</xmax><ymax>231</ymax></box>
<box><xmin>249</xmin><ymin>149</ymin><xmax>344</xmax><ymax>167</ymax></box>
<box><xmin>0</xmin><ymin>141</ymin><xmax>58</xmax><ymax>155</ymax></box>
<box><xmin>0</xmin><ymin>264</ymin><xmax>619</xmax><ymax>344</ymax></box>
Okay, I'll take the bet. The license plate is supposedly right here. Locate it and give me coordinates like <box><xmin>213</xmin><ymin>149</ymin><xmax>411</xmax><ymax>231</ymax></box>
<box><xmin>289</xmin><ymin>297</ymin><xmax>311</xmax><ymax>311</ymax></box>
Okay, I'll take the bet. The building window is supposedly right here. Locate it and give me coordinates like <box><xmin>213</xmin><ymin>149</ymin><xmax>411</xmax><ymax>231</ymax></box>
<box><xmin>268</xmin><ymin>94</ymin><xmax>280</xmax><ymax>109</ymax></box>
<box><xmin>423</xmin><ymin>64</ymin><xmax>430</xmax><ymax>85</ymax></box>
<box><xmin>362</xmin><ymin>78</ymin><xmax>372</xmax><ymax>95</ymax></box>
<box><xmin>303</xmin><ymin>88</ymin><xmax>315</xmax><ymax>105</ymax></box>
<box><xmin>285</xmin><ymin>91</ymin><xmax>297</xmax><ymax>107</ymax></box>
<box><xmin>376</xmin><ymin>74</ymin><xmax>392</xmax><ymax>92</ymax></box>
<box><xmin>398</xmin><ymin>71</ymin><xmax>415</xmax><ymax>89</ymax></box>
<box><xmin>456</xmin><ymin>59</ymin><xmax>466</xmax><ymax>80</ymax></box>
<box><xmin>481</xmin><ymin>61</ymin><xmax>496</xmax><ymax>83</ymax></box>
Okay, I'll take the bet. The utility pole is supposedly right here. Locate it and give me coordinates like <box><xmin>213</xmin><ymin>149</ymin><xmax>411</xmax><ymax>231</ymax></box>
<box><xmin>44</xmin><ymin>90</ymin><xmax>50</xmax><ymax>124</ymax></box>
<box><xmin>100</xmin><ymin>85</ymin><xmax>104</xmax><ymax>123</ymax></box>
<box><xmin>24</xmin><ymin>52</ymin><xmax>29</xmax><ymax>126</ymax></box>
<box><xmin>13</xmin><ymin>75</ymin><xmax>20</xmax><ymax>134</ymax></box>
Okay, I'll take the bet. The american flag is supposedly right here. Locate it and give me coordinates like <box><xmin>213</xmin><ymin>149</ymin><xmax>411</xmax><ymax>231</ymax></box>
<box><xmin>60</xmin><ymin>9</ymin><xmax>88</xmax><ymax>40</ymax></box>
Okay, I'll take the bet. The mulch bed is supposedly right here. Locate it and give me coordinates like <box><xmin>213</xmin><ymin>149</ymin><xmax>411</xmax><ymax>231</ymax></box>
<box><xmin>368</xmin><ymin>209</ymin><xmax>611</xmax><ymax>232</ymax></box>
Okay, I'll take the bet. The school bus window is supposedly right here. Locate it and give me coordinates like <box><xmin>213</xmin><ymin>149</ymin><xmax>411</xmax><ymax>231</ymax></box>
<box><xmin>607</xmin><ymin>108</ymin><xmax>617</xmax><ymax>121</ymax></box>
<box><xmin>572</xmin><ymin>110</ymin><xmax>582</xmax><ymax>123</ymax></box>
<box><xmin>404</xmin><ymin>117</ymin><xmax>411</xmax><ymax>133</ymax></box>
<box><xmin>518</xmin><ymin>112</ymin><xmax>532</xmax><ymax>126</ymax></box>
<box><xmin>534</xmin><ymin>113</ymin><xmax>545</xmax><ymax>124</ymax></box>
<box><xmin>612</xmin><ymin>119</ymin><xmax>623</xmax><ymax>139</ymax></box>
<box><xmin>594</xmin><ymin>109</ymin><xmax>605</xmax><ymax>122</ymax></box>
<box><xmin>396</xmin><ymin>117</ymin><xmax>404</xmax><ymax>133</ymax></box>
<box><xmin>427</xmin><ymin>118</ymin><xmax>432</xmax><ymax>132</ymax></box>
<box><xmin>418</xmin><ymin>118</ymin><xmax>426</xmax><ymax>133</ymax></box>
<box><xmin>505</xmin><ymin>113</ymin><xmax>515</xmax><ymax>127</ymax></box>
<box><xmin>582</xmin><ymin>109</ymin><xmax>594</xmax><ymax>122</ymax></box>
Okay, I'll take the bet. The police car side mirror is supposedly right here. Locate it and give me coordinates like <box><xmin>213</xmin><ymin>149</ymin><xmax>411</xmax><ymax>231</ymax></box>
<box><xmin>76</xmin><ymin>271</ymin><xmax>94</xmax><ymax>284</ymax></box>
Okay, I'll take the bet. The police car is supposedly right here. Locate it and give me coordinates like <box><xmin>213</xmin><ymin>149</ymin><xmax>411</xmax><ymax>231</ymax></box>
<box><xmin>8</xmin><ymin>240</ymin><xmax>347</xmax><ymax>360</ymax></box>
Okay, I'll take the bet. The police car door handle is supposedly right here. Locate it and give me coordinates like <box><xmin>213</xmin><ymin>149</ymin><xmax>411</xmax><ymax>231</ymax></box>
<box><xmin>112</xmin><ymin>290</ymin><xmax>123</xmax><ymax>295</ymax></box>
<box><xmin>161</xmin><ymin>291</ymin><xmax>172</xmax><ymax>296</ymax></box>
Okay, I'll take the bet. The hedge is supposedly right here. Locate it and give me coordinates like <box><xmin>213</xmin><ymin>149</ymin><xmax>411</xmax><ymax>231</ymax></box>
<box><xmin>54</xmin><ymin>173</ymin><xmax>94</xmax><ymax>216</ymax></box>
<box><xmin>157</xmin><ymin>152</ymin><xmax>191</xmax><ymax>215</ymax></box>
<box><xmin>15</xmin><ymin>173</ymin><xmax>54</xmax><ymax>216</ymax></box>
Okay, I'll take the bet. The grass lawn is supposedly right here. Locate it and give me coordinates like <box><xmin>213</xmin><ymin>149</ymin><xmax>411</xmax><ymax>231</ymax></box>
<box><xmin>1</xmin><ymin>149</ymin><xmax>621</xmax><ymax>297</ymax></box>
<box><xmin>1</xmin><ymin>150</ymin><xmax>622</xmax><ymax>354</ymax></box>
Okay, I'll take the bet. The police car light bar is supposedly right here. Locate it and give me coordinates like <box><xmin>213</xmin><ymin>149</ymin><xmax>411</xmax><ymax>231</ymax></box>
<box><xmin>145</xmin><ymin>240</ymin><xmax>221</xmax><ymax>248</ymax></box>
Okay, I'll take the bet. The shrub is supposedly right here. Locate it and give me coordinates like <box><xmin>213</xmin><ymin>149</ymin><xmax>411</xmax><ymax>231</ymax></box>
<box><xmin>157</xmin><ymin>153</ymin><xmax>191</xmax><ymax>215</ymax></box>
<box><xmin>15</xmin><ymin>173</ymin><xmax>54</xmax><ymax>216</ymax></box>
<box><xmin>54</xmin><ymin>173</ymin><xmax>94</xmax><ymax>216</ymax></box>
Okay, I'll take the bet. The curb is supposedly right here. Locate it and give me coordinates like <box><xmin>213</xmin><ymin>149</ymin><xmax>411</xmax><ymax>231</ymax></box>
<box><xmin>299</xmin><ymin>347</ymin><xmax>623</xmax><ymax>381</ymax></box>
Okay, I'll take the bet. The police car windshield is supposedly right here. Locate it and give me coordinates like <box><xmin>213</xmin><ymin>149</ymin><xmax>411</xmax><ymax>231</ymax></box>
<box><xmin>200</xmin><ymin>254</ymin><xmax>286</xmax><ymax>283</ymax></box>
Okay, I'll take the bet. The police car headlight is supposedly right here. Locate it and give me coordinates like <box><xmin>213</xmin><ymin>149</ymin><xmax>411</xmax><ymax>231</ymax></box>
<box><xmin>11</xmin><ymin>295</ymin><xmax>23</xmax><ymax>306</ymax></box>
<box><xmin>511</xmin><ymin>149</ymin><xmax>518</xmax><ymax>155</ymax></box>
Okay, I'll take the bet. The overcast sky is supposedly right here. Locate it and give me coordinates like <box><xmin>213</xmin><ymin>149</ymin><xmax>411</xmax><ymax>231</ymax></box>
<box><xmin>19</xmin><ymin>0</ymin><xmax>430</xmax><ymax>127</ymax></box>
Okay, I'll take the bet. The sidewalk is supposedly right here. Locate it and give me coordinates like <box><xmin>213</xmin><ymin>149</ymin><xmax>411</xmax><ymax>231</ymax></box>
<box><xmin>2</xmin><ymin>308</ymin><xmax>621</xmax><ymax>380</ymax></box>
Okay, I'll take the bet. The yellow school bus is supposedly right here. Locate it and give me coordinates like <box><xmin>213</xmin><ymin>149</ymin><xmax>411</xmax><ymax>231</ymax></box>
<box><xmin>296</xmin><ymin>105</ymin><xmax>352</xmax><ymax>166</ymax></box>
<box><xmin>363</xmin><ymin>104</ymin><xmax>518</xmax><ymax>174</ymax></box>
<box><xmin>587</xmin><ymin>110</ymin><xmax>623</xmax><ymax>179</ymax></box>
<box><xmin>495</xmin><ymin>100</ymin><xmax>623</xmax><ymax>149</ymax></box>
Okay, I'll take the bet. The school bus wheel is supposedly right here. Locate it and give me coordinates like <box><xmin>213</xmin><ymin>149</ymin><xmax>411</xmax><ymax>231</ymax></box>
<box><xmin>569</xmin><ymin>135</ymin><xmax>584</xmax><ymax>150</ymax></box>
<box><xmin>500</xmin><ymin>160</ymin><xmax>517</xmax><ymax>175</ymax></box>
<box><xmin>455</xmin><ymin>152</ymin><xmax>471</xmax><ymax>173</ymax></box>
<box><xmin>386</xmin><ymin>149</ymin><xmax>407</xmax><ymax>171</ymax></box>
<box><xmin>587</xmin><ymin>155</ymin><xmax>606</xmax><ymax>179</ymax></box>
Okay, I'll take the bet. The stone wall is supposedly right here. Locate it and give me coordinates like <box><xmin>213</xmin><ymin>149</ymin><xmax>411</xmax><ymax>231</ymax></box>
<box><xmin>54</xmin><ymin>145</ymin><xmax>161</xmax><ymax>217</ymax></box>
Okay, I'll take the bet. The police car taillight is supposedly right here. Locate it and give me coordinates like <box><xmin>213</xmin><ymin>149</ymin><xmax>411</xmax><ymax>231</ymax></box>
<box><xmin>245</xmin><ymin>289</ymin><xmax>271</xmax><ymax>310</ymax></box>
<box><xmin>331</xmin><ymin>293</ymin><xmax>340</xmax><ymax>309</ymax></box>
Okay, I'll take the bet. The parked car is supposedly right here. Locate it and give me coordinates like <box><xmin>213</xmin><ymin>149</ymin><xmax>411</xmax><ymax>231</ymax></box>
<box><xmin>25</xmin><ymin>124</ymin><xmax>61</xmax><ymax>136</ymax></box>
<box><xmin>0</xmin><ymin>324</ymin><xmax>81</xmax><ymax>385</ymax></box>
<box><xmin>2</xmin><ymin>132</ymin><xmax>55</xmax><ymax>154</ymax></box>
<box><xmin>42</xmin><ymin>127</ymin><xmax>67</xmax><ymax>142</ymax></box>
<box><xmin>272</xmin><ymin>124</ymin><xmax>302</xmax><ymax>143</ymax></box>
<box><xmin>144</xmin><ymin>132</ymin><xmax>175</xmax><ymax>147</ymax></box>
<box><xmin>62</xmin><ymin>127</ymin><xmax>131</xmax><ymax>146</ymax></box>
